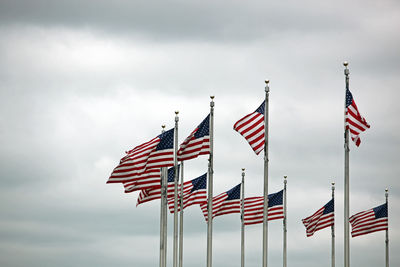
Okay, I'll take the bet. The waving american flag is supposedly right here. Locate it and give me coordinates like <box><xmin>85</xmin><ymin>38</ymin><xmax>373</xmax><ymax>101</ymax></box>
<box><xmin>243</xmin><ymin>190</ymin><xmax>284</xmax><ymax>226</ymax></box>
<box><xmin>168</xmin><ymin>173</ymin><xmax>207</xmax><ymax>213</ymax></box>
<box><xmin>177</xmin><ymin>114</ymin><xmax>210</xmax><ymax>161</ymax></box>
<box><xmin>107</xmin><ymin>128</ymin><xmax>174</xmax><ymax>184</ymax></box>
<box><xmin>302</xmin><ymin>199</ymin><xmax>334</xmax><ymax>237</ymax></box>
<box><xmin>233</xmin><ymin>101</ymin><xmax>265</xmax><ymax>155</ymax></box>
<box><xmin>200</xmin><ymin>184</ymin><xmax>241</xmax><ymax>221</ymax></box>
<box><xmin>345</xmin><ymin>89</ymin><xmax>370</xmax><ymax>146</ymax></box>
<box><xmin>350</xmin><ymin>203</ymin><xmax>388</xmax><ymax>237</ymax></box>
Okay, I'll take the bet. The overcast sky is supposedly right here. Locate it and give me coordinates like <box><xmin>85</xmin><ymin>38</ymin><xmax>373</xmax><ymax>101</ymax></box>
<box><xmin>0</xmin><ymin>0</ymin><xmax>399</xmax><ymax>266</ymax></box>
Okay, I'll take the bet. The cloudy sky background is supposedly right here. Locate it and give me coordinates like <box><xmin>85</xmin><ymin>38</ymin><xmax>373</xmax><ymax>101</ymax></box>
<box><xmin>0</xmin><ymin>0</ymin><xmax>399</xmax><ymax>266</ymax></box>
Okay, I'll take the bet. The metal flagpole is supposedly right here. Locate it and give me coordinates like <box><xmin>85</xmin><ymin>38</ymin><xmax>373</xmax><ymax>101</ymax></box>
<box><xmin>241</xmin><ymin>168</ymin><xmax>245</xmax><ymax>267</ymax></box>
<box><xmin>343</xmin><ymin>61</ymin><xmax>350</xmax><ymax>267</ymax></box>
<box><xmin>263</xmin><ymin>80</ymin><xmax>270</xmax><ymax>267</ymax></box>
<box><xmin>385</xmin><ymin>188</ymin><xmax>389</xmax><ymax>267</ymax></box>
<box><xmin>332</xmin><ymin>182</ymin><xmax>335</xmax><ymax>267</ymax></box>
<box><xmin>173</xmin><ymin>111</ymin><xmax>179</xmax><ymax>267</ymax></box>
<box><xmin>283</xmin><ymin>176</ymin><xmax>287</xmax><ymax>267</ymax></box>
<box><xmin>207</xmin><ymin>96</ymin><xmax>215</xmax><ymax>267</ymax></box>
<box><xmin>160</xmin><ymin>125</ymin><xmax>168</xmax><ymax>267</ymax></box>
<box><xmin>178</xmin><ymin>161</ymin><xmax>184</xmax><ymax>267</ymax></box>
<box><xmin>162</xmin><ymin>166</ymin><xmax>168</xmax><ymax>267</ymax></box>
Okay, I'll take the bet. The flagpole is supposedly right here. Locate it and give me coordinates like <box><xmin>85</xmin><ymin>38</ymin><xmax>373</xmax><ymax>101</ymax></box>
<box><xmin>173</xmin><ymin>111</ymin><xmax>180</xmax><ymax>267</ymax></box>
<box><xmin>163</xmin><ymin>166</ymin><xmax>168</xmax><ymax>267</ymax></box>
<box><xmin>178</xmin><ymin>161</ymin><xmax>184</xmax><ymax>267</ymax></box>
<box><xmin>160</xmin><ymin>125</ymin><xmax>167</xmax><ymax>267</ymax></box>
<box><xmin>343</xmin><ymin>61</ymin><xmax>350</xmax><ymax>267</ymax></box>
<box><xmin>385</xmin><ymin>188</ymin><xmax>389</xmax><ymax>267</ymax></box>
<box><xmin>263</xmin><ymin>80</ymin><xmax>270</xmax><ymax>267</ymax></box>
<box><xmin>241</xmin><ymin>168</ymin><xmax>245</xmax><ymax>267</ymax></box>
<box><xmin>207</xmin><ymin>96</ymin><xmax>215</xmax><ymax>267</ymax></box>
<box><xmin>283</xmin><ymin>176</ymin><xmax>287</xmax><ymax>267</ymax></box>
<box><xmin>332</xmin><ymin>182</ymin><xmax>335</xmax><ymax>267</ymax></box>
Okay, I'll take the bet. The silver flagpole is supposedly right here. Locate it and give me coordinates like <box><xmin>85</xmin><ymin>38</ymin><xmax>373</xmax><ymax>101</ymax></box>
<box><xmin>263</xmin><ymin>80</ymin><xmax>270</xmax><ymax>267</ymax></box>
<box><xmin>385</xmin><ymin>188</ymin><xmax>389</xmax><ymax>267</ymax></box>
<box><xmin>173</xmin><ymin>111</ymin><xmax>179</xmax><ymax>267</ymax></box>
<box><xmin>241</xmin><ymin>168</ymin><xmax>245</xmax><ymax>267</ymax></box>
<box><xmin>160</xmin><ymin>125</ymin><xmax>167</xmax><ymax>267</ymax></box>
<box><xmin>332</xmin><ymin>182</ymin><xmax>335</xmax><ymax>267</ymax></box>
<box><xmin>343</xmin><ymin>61</ymin><xmax>350</xmax><ymax>267</ymax></box>
<box><xmin>207</xmin><ymin>96</ymin><xmax>215</xmax><ymax>267</ymax></box>
<box><xmin>162</xmin><ymin>166</ymin><xmax>168</xmax><ymax>267</ymax></box>
<box><xmin>283</xmin><ymin>176</ymin><xmax>287</xmax><ymax>267</ymax></box>
<box><xmin>178</xmin><ymin>161</ymin><xmax>184</xmax><ymax>267</ymax></box>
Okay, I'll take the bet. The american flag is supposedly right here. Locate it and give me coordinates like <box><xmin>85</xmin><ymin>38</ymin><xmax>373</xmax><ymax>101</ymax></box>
<box><xmin>243</xmin><ymin>190</ymin><xmax>284</xmax><ymax>226</ymax></box>
<box><xmin>349</xmin><ymin>203</ymin><xmax>388</xmax><ymax>238</ymax></box>
<box><xmin>302</xmin><ymin>199</ymin><xmax>334</xmax><ymax>237</ymax></box>
<box><xmin>345</xmin><ymin>88</ymin><xmax>370</xmax><ymax>147</ymax></box>
<box><xmin>168</xmin><ymin>173</ymin><xmax>207</xmax><ymax>213</ymax></box>
<box><xmin>177</xmin><ymin>114</ymin><xmax>210</xmax><ymax>161</ymax></box>
<box><xmin>122</xmin><ymin>168</ymin><xmax>161</xmax><ymax>193</ymax></box>
<box><xmin>200</xmin><ymin>184</ymin><xmax>241</xmax><ymax>221</ymax></box>
<box><xmin>233</xmin><ymin>101</ymin><xmax>265</xmax><ymax>155</ymax></box>
<box><xmin>107</xmin><ymin>128</ymin><xmax>175</xmax><ymax>184</ymax></box>
<box><xmin>136</xmin><ymin>165</ymin><xmax>178</xmax><ymax>206</ymax></box>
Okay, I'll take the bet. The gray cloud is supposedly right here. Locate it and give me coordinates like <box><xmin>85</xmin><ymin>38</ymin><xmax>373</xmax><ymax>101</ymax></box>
<box><xmin>0</xmin><ymin>0</ymin><xmax>358</xmax><ymax>41</ymax></box>
<box><xmin>0</xmin><ymin>0</ymin><xmax>399</xmax><ymax>266</ymax></box>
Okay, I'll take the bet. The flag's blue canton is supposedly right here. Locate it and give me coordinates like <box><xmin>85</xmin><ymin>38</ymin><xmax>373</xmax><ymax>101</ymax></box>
<box><xmin>373</xmin><ymin>203</ymin><xmax>388</xmax><ymax>219</ymax></box>
<box><xmin>226</xmin><ymin>184</ymin><xmax>241</xmax><ymax>200</ymax></box>
<box><xmin>255</xmin><ymin>100</ymin><xmax>265</xmax><ymax>114</ymax></box>
<box><xmin>190</xmin><ymin>173</ymin><xmax>207</xmax><ymax>192</ymax></box>
<box><xmin>167</xmin><ymin>165</ymin><xmax>179</xmax><ymax>183</ymax></box>
<box><xmin>193</xmin><ymin>114</ymin><xmax>210</xmax><ymax>139</ymax></box>
<box><xmin>268</xmin><ymin>190</ymin><xmax>283</xmax><ymax>207</ymax></box>
<box><xmin>346</xmin><ymin>89</ymin><xmax>353</xmax><ymax>108</ymax></box>
<box><xmin>323</xmin><ymin>199</ymin><xmax>334</xmax><ymax>214</ymax></box>
<box><xmin>157</xmin><ymin>128</ymin><xmax>174</xmax><ymax>150</ymax></box>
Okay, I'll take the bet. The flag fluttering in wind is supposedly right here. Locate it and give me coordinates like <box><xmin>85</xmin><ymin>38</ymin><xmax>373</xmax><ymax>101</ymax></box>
<box><xmin>168</xmin><ymin>173</ymin><xmax>207</xmax><ymax>213</ymax></box>
<box><xmin>200</xmin><ymin>184</ymin><xmax>241</xmax><ymax>221</ymax></box>
<box><xmin>349</xmin><ymin>203</ymin><xmax>388</xmax><ymax>237</ymax></box>
<box><xmin>107</xmin><ymin>128</ymin><xmax>175</xmax><ymax>184</ymax></box>
<box><xmin>122</xmin><ymin>168</ymin><xmax>161</xmax><ymax>193</ymax></box>
<box><xmin>345</xmin><ymin>89</ymin><xmax>370</xmax><ymax>146</ymax></box>
<box><xmin>302</xmin><ymin>199</ymin><xmax>334</xmax><ymax>237</ymax></box>
<box><xmin>243</xmin><ymin>190</ymin><xmax>284</xmax><ymax>226</ymax></box>
<box><xmin>233</xmin><ymin>101</ymin><xmax>265</xmax><ymax>154</ymax></box>
<box><xmin>177</xmin><ymin>114</ymin><xmax>210</xmax><ymax>161</ymax></box>
<box><xmin>136</xmin><ymin>165</ymin><xmax>178</xmax><ymax>206</ymax></box>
